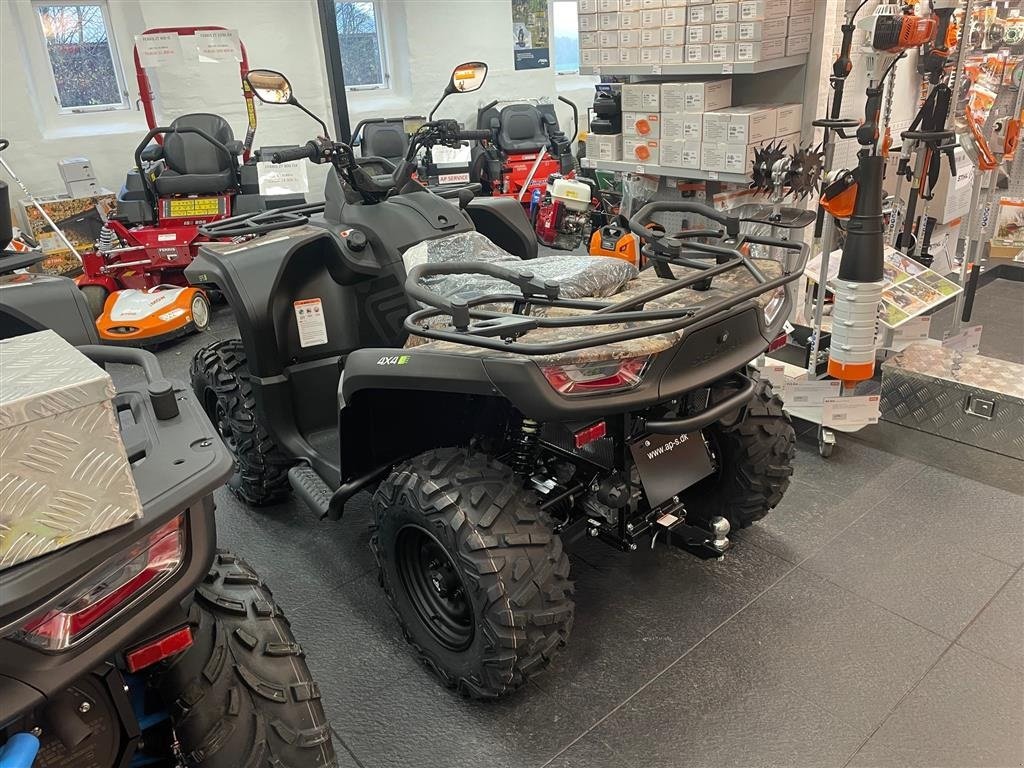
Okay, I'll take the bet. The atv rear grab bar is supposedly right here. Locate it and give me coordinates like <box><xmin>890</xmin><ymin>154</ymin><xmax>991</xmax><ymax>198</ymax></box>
<box><xmin>405</xmin><ymin>261</ymin><xmax>561</xmax><ymax>329</ymax></box>
<box><xmin>639</xmin><ymin>375</ymin><xmax>757</xmax><ymax>434</ymax></box>
<box><xmin>77</xmin><ymin>345</ymin><xmax>180</xmax><ymax>420</ymax></box>
<box><xmin>629</xmin><ymin>200</ymin><xmax>742</xmax><ymax>240</ymax></box>
<box><xmin>404</xmin><ymin>237</ymin><xmax>809</xmax><ymax>355</ymax></box>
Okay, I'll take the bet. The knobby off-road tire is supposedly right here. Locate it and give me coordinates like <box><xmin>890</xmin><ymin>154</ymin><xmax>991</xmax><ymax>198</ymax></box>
<box><xmin>682</xmin><ymin>378</ymin><xmax>795</xmax><ymax>530</ymax></box>
<box><xmin>371</xmin><ymin>448</ymin><xmax>575</xmax><ymax>699</ymax></box>
<box><xmin>158</xmin><ymin>551</ymin><xmax>337</xmax><ymax>768</ymax></box>
<box><xmin>191</xmin><ymin>339</ymin><xmax>291</xmax><ymax>506</ymax></box>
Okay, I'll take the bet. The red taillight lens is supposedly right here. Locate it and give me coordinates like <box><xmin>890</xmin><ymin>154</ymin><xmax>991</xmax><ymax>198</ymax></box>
<box><xmin>574</xmin><ymin>421</ymin><xmax>607</xmax><ymax>448</ymax></box>
<box><xmin>541</xmin><ymin>355</ymin><xmax>651</xmax><ymax>396</ymax></box>
<box><xmin>125</xmin><ymin>625</ymin><xmax>193</xmax><ymax>672</ymax></box>
<box><xmin>12</xmin><ymin>515</ymin><xmax>186</xmax><ymax>651</ymax></box>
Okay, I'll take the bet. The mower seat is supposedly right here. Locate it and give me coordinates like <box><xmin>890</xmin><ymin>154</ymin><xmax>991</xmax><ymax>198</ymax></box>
<box><xmin>479</xmin><ymin>104</ymin><xmax>558</xmax><ymax>153</ymax></box>
<box><xmin>153</xmin><ymin>114</ymin><xmax>240</xmax><ymax>196</ymax></box>
<box><xmin>403</xmin><ymin>230</ymin><xmax>636</xmax><ymax>303</ymax></box>
<box><xmin>360</xmin><ymin>120</ymin><xmax>409</xmax><ymax>166</ymax></box>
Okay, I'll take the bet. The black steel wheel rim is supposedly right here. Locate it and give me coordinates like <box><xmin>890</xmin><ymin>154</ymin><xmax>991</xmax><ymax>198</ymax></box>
<box><xmin>395</xmin><ymin>524</ymin><xmax>474</xmax><ymax>651</ymax></box>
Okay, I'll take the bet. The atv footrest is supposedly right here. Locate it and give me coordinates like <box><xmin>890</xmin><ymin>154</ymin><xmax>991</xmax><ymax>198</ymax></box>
<box><xmin>288</xmin><ymin>465</ymin><xmax>333</xmax><ymax>518</ymax></box>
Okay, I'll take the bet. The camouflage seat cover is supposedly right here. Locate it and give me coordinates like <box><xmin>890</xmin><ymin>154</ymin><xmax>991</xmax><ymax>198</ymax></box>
<box><xmin>403</xmin><ymin>231</ymin><xmax>638</xmax><ymax>303</ymax></box>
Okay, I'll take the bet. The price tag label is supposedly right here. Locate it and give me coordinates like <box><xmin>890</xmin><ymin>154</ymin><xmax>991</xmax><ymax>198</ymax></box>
<box><xmin>135</xmin><ymin>33</ymin><xmax>182</xmax><ymax>67</ymax></box>
<box><xmin>257</xmin><ymin>160</ymin><xmax>309</xmax><ymax>196</ymax></box>
<box><xmin>942</xmin><ymin>325</ymin><xmax>982</xmax><ymax>355</ymax></box>
<box><xmin>651</xmin><ymin>64</ymin><xmax>662</xmax><ymax>74</ymax></box>
<box><xmin>759</xmin><ymin>364</ymin><xmax>787</xmax><ymax>389</ymax></box>
<box><xmin>822</xmin><ymin>395</ymin><xmax>880</xmax><ymax>428</ymax></box>
<box><xmin>707</xmin><ymin>171</ymin><xmax>719</xmax><ymax>180</ymax></box>
<box><xmin>722</xmin><ymin>63</ymin><xmax>734</xmax><ymax>74</ymax></box>
<box><xmin>783</xmin><ymin>379</ymin><xmax>841</xmax><ymax>406</ymax></box>
<box><xmin>884</xmin><ymin>315</ymin><xmax>931</xmax><ymax>351</ymax></box>
<box><xmin>636</xmin><ymin>165</ymin><xmax>646</xmax><ymax>174</ymax></box>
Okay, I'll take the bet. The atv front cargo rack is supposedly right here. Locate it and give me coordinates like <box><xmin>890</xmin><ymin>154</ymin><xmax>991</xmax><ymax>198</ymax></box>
<box><xmin>405</xmin><ymin>230</ymin><xmax>808</xmax><ymax>356</ymax></box>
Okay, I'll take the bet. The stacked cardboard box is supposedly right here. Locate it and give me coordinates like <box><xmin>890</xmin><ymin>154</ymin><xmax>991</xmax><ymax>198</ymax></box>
<box><xmin>578</xmin><ymin>0</ymin><xmax>814</xmax><ymax>66</ymax></box>
<box><xmin>607</xmin><ymin>79</ymin><xmax>803</xmax><ymax>173</ymax></box>
<box><xmin>700</xmin><ymin>102</ymin><xmax>803</xmax><ymax>173</ymax></box>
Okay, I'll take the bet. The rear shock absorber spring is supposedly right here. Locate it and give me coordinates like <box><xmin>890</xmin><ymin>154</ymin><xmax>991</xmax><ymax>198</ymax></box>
<box><xmin>511</xmin><ymin>417</ymin><xmax>541</xmax><ymax>476</ymax></box>
<box><xmin>96</xmin><ymin>224</ymin><xmax>117</xmax><ymax>254</ymax></box>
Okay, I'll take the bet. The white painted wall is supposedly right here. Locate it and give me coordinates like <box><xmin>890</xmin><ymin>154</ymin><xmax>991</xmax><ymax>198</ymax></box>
<box><xmin>1</xmin><ymin>0</ymin><xmax>596</xmax><ymax>199</ymax></box>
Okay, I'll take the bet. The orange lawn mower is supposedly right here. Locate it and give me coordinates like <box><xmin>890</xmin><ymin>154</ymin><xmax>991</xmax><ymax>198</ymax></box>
<box><xmin>76</xmin><ymin>27</ymin><xmax>296</xmax><ymax>346</ymax></box>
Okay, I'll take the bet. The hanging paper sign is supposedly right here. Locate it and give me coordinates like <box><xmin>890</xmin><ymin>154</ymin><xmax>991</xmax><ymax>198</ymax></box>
<box><xmin>135</xmin><ymin>33</ymin><xmax>182</xmax><ymax>68</ymax></box>
<box><xmin>195</xmin><ymin>29</ymin><xmax>242</xmax><ymax>63</ymax></box>
<box><xmin>256</xmin><ymin>161</ymin><xmax>309</xmax><ymax>197</ymax></box>
<box><xmin>511</xmin><ymin>0</ymin><xmax>550</xmax><ymax>70</ymax></box>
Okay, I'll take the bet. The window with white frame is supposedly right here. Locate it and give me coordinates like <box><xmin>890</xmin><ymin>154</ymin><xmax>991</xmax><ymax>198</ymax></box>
<box><xmin>32</xmin><ymin>1</ymin><xmax>128</xmax><ymax>112</ymax></box>
<box><xmin>552</xmin><ymin>0</ymin><xmax>580</xmax><ymax>75</ymax></box>
<box><xmin>336</xmin><ymin>0</ymin><xmax>389</xmax><ymax>90</ymax></box>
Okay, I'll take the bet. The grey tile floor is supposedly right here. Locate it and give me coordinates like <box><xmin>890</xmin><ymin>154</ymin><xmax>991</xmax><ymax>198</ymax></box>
<box><xmin>149</xmin><ymin>308</ymin><xmax>1024</xmax><ymax>768</ymax></box>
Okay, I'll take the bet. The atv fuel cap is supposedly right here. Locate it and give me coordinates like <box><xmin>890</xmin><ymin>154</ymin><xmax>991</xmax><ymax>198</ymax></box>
<box><xmin>344</xmin><ymin>229</ymin><xmax>367</xmax><ymax>251</ymax></box>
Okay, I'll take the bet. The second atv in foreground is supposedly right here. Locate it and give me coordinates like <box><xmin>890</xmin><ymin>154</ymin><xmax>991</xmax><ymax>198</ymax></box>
<box><xmin>187</xmin><ymin>65</ymin><xmax>801</xmax><ymax>698</ymax></box>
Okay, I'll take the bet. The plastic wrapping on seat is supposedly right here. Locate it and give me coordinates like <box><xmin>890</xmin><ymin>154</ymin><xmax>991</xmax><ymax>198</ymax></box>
<box><xmin>403</xmin><ymin>230</ymin><xmax>637</xmax><ymax>302</ymax></box>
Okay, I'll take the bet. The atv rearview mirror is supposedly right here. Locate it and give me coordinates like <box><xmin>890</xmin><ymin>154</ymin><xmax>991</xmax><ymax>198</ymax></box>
<box><xmin>245</xmin><ymin>68</ymin><xmax>332</xmax><ymax>141</ymax></box>
<box><xmin>429</xmin><ymin>61</ymin><xmax>488</xmax><ymax>120</ymax></box>
<box><xmin>447</xmin><ymin>62</ymin><xmax>488</xmax><ymax>94</ymax></box>
<box><xmin>246</xmin><ymin>69</ymin><xmax>292</xmax><ymax>105</ymax></box>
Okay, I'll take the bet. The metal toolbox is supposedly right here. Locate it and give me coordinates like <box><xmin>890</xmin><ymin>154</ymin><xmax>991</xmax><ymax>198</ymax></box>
<box><xmin>880</xmin><ymin>343</ymin><xmax>1024</xmax><ymax>460</ymax></box>
<box><xmin>0</xmin><ymin>330</ymin><xmax>143</xmax><ymax>569</ymax></box>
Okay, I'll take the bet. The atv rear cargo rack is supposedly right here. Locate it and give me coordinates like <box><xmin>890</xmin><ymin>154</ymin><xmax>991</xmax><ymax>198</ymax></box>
<box><xmin>405</xmin><ymin>211</ymin><xmax>808</xmax><ymax>356</ymax></box>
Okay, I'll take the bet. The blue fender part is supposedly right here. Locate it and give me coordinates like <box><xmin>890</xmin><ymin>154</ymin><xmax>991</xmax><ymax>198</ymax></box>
<box><xmin>0</xmin><ymin>733</ymin><xmax>40</xmax><ymax>768</ymax></box>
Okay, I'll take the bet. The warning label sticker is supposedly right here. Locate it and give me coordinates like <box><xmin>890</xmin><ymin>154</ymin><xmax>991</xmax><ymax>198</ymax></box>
<box><xmin>293</xmin><ymin>298</ymin><xmax>328</xmax><ymax>348</ymax></box>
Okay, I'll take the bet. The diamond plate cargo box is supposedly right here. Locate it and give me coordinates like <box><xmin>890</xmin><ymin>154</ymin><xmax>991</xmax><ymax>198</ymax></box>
<box><xmin>0</xmin><ymin>330</ymin><xmax>143</xmax><ymax>569</ymax></box>
<box><xmin>880</xmin><ymin>343</ymin><xmax>1024</xmax><ymax>460</ymax></box>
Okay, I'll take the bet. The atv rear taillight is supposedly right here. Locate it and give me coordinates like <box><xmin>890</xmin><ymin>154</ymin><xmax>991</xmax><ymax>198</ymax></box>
<box><xmin>12</xmin><ymin>515</ymin><xmax>186</xmax><ymax>651</ymax></box>
<box><xmin>541</xmin><ymin>355</ymin><xmax>651</xmax><ymax>396</ymax></box>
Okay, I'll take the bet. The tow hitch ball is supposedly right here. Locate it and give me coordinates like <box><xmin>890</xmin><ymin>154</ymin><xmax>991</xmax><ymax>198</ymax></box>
<box><xmin>587</xmin><ymin>505</ymin><xmax>731</xmax><ymax>558</ymax></box>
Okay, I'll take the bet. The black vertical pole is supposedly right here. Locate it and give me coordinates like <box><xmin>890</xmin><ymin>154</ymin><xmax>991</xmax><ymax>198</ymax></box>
<box><xmin>317</xmin><ymin>0</ymin><xmax>352</xmax><ymax>143</ymax></box>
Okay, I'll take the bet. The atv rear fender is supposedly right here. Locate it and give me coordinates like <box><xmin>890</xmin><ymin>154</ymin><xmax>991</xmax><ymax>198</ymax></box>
<box><xmin>337</xmin><ymin>302</ymin><xmax>768</xmax><ymax>478</ymax></box>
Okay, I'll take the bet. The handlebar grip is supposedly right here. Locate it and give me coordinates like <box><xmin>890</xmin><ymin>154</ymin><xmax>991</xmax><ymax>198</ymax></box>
<box><xmin>0</xmin><ymin>138</ymin><xmax>9</xmax><ymax>152</ymax></box>
<box><xmin>271</xmin><ymin>142</ymin><xmax>318</xmax><ymax>163</ymax></box>
<box><xmin>629</xmin><ymin>201</ymin><xmax>740</xmax><ymax>240</ymax></box>
<box><xmin>457</xmin><ymin>130</ymin><xmax>492</xmax><ymax>141</ymax></box>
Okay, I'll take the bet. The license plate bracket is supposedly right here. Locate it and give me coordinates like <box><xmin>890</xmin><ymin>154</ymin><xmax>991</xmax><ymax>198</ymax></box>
<box><xmin>629</xmin><ymin>431</ymin><xmax>714</xmax><ymax>508</ymax></box>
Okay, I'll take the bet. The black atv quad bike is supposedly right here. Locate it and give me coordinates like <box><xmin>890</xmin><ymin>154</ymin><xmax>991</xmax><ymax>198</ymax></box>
<box><xmin>187</xmin><ymin>65</ymin><xmax>802</xmax><ymax>700</ymax></box>
<box><xmin>0</xmin><ymin>178</ymin><xmax>337</xmax><ymax>767</ymax></box>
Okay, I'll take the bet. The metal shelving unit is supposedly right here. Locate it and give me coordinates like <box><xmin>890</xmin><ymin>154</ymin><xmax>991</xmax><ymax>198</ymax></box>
<box><xmin>581</xmin><ymin>158</ymin><xmax>750</xmax><ymax>185</ymax></box>
<box><xmin>579</xmin><ymin>55</ymin><xmax>808</xmax><ymax>79</ymax></box>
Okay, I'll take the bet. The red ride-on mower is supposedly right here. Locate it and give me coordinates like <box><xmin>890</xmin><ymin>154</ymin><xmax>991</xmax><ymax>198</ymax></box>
<box><xmin>473</xmin><ymin>98</ymin><xmax>596</xmax><ymax>251</ymax></box>
<box><xmin>77</xmin><ymin>27</ymin><xmax>299</xmax><ymax>346</ymax></box>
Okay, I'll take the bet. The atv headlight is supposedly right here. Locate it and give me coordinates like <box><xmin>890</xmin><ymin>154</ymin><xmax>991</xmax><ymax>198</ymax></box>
<box><xmin>540</xmin><ymin>355</ymin><xmax>651</xmax><ymax>396</ymax></box>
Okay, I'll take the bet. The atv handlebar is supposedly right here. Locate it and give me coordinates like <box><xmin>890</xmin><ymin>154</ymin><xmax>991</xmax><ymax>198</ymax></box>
<box><xmin>271</xmin><ymin>141</ymin><xmax>320</xmax><ymax>163</ymax></box>
<box><xmin>629</xmin><ymin>201</ymin><xmax>741</xmax><ymax>241</ymax></box>
<box><xmin>456</xmin><ymin>129</ymin><xmax>492</xmax><ymax>141</ymax></box>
